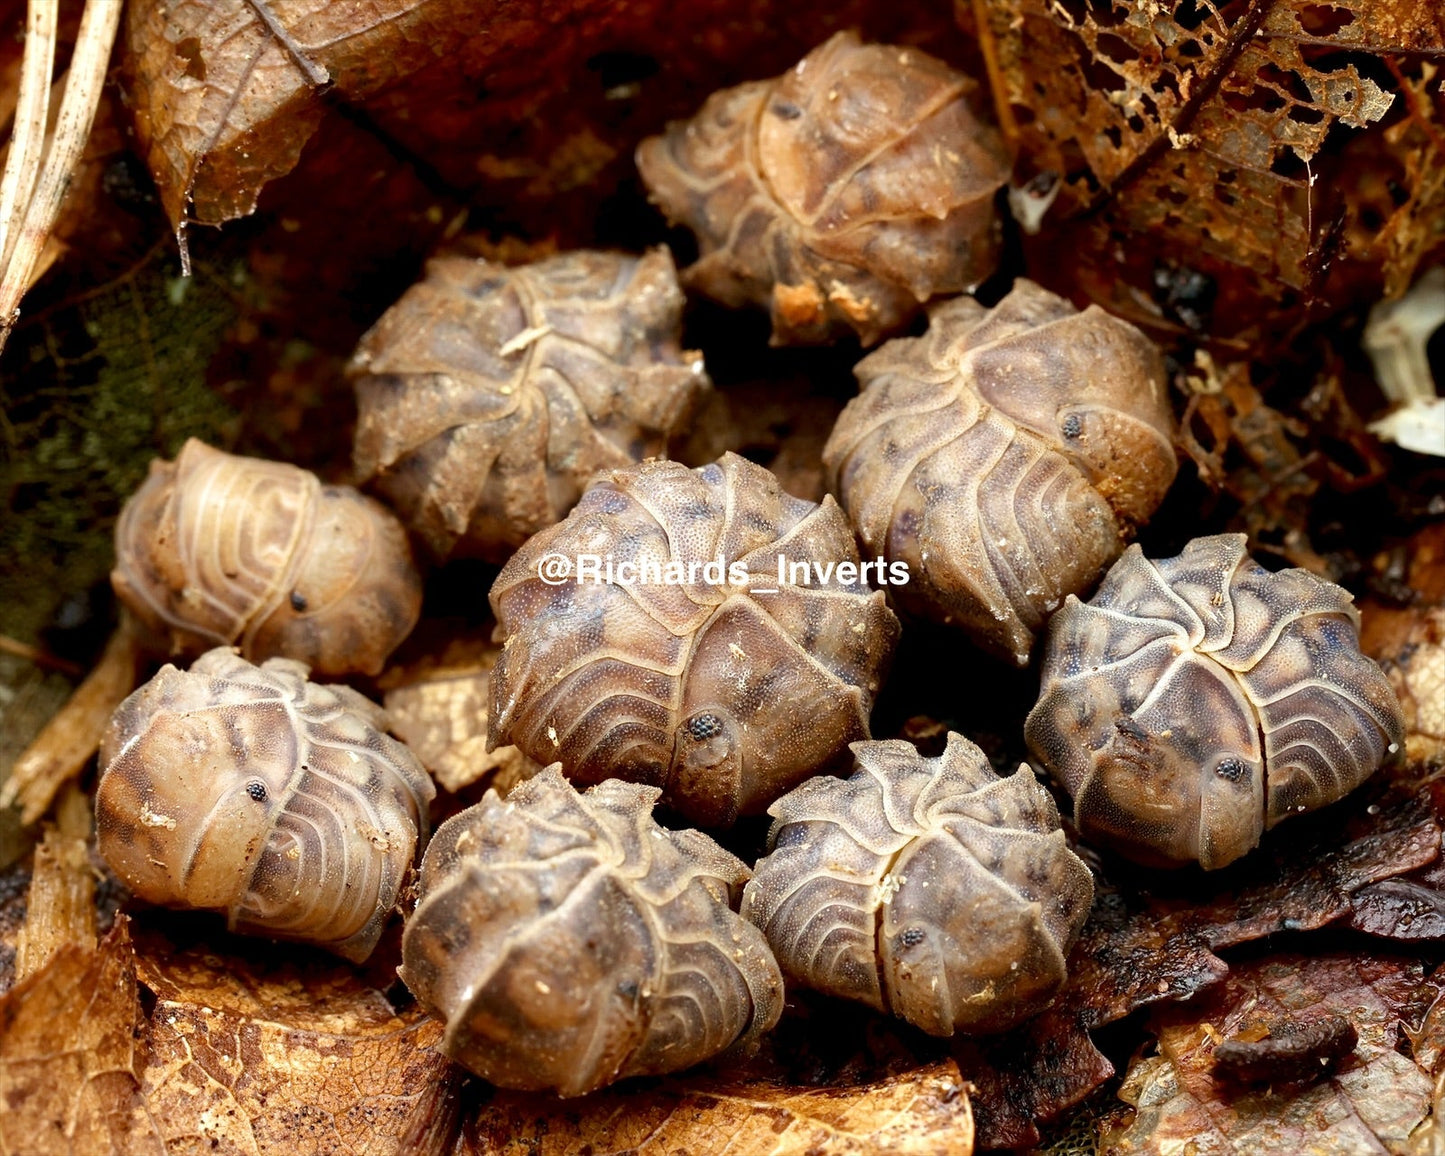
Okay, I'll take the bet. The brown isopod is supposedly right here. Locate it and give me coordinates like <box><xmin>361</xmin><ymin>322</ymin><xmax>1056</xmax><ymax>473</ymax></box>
<box><xmin>112</xmin><ymin>438</ymin><xmax>422</xmax><ymax>677</ymax></box>
<box><xmin>399</xmin><ymin>765</ymin><xmax>783</xmax><ymax>1095</ymax></box>
<box><xmin>822</xmin><ymin>279</ymin><xmax>1177</xmax><ymax>666</ymax></box>
<box><xmin>636</xmin><ymin>31</ymin><xmax>1008</xmax><ymax>346</ymax></box>
<box><xmin>741</xmin><ymin>733</ymin><xmax>1093</xmax><ymax>1036</ymax></box>
<box><xmin>96</xmin><ymin>647</ymin><xmax>435</xmax><ymax>962</ymax></box>
<box><xmin>1025</xmin><ymin>534</ymin><xmax>1407</xmax><ymax>869</ymax></box>
<box><xmin>350</xmin><ymin>247</ymin><xmax>711</xmax><ymax>561</ymax></box>
<box><xmin>488</xmin><ymin>452</ymin><xmax>900</xmax><ymax>827</ymax></box>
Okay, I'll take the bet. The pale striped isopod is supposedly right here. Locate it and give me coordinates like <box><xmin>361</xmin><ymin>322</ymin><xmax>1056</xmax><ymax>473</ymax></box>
<box><xmin>636</xmin><ymin>32</ymin><xmax>1008</xmax><ymax>346</ymax></box>
<box><xmin>112</xmin><ymin>438</ymin><xmax>422</xmax><ymax>677</ymax></box>
<box><xmin>822</xmin><ymin>279</ymin><xmax>1177</xmax><ymax>666</ymax></box>
<box><xmin>741</xmin><ymin>732</ymin><xmax>1093</xmax><ymax>1035</ymax></box>
<box><xmin>1025</xmin><ymin>534</ymin><xmax>1406</xmax><ymax>869</ymax></box>
<box><xmin>398</xmin><ymin>766</ymin><xmax>783</xmax><ymax>1095</ymax></box>
<box><xmin>487</xmin><ymin>452</ymin><xmax>900</xmax><ymax>827</ymax></box>
<box><xmin>96</xmin><ymin>648</ymin><xmax>435</xmax><ymax>961</ymax></box>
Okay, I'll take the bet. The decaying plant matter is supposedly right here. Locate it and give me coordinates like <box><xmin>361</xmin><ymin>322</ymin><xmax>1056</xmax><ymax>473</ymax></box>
<box><xmin>3</xmin><ymin>2</ymin><xmax>1444</xmax><ymax>1153</ymax></box>
<box><xmin>112</xmin><ymin>438</ymin><xmax>423</xmax><ymax>677</ymax></box>
<box><xmin>1027</xmin><ymin>534</ymin><xmax>1406</xmax><ymax>870</ymax></box>
<box><xmin>96</xmin><ymin>648</ymin><xmax>435</xmax><ymax>962</ymax></box>
<box><xmin>0</xmin><ymin>0</ymin><xmax>123</xmax><ymax>350</ymax></box>
<box><xmin>969</xmin><ymin>0</ymin><xmax>1445</xmax><ymax>342</ymax></box>
<box><xmin>399</xmin><ymin>766</ymin><xmax>783</xmax><ymax>1095</ymax></box>
<box><xmin>742</xmin><ymin>732</ymin><xmax>1093</xmax><ymax>1036</ymax></box>
<box><xmin>637</xmin><ymin>31</ymin><xmax>1009</xmax><ymax>345</ymax></box>
<box><xmin>489</xmin><ymin>453</ymin><xmax>900</xmax><ymax>827</ymax></box>
<box><xmin>351</xmin><ymin>248</ymin><xmax>711</xmax><ymax>560</ymax></box>
<box><xmin>824</xmin><ymin>280</ymin><xmax>1176</xmax><ymax>666</ymax></box>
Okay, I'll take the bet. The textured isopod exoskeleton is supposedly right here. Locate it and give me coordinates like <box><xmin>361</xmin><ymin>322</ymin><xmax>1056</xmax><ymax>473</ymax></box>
<box><xmin>741</xmin><ymin>733</ymin><xmax>1093</xmax><ymax>1035</ymax></box>
<box><xmin>399</xmin><ymin>765</ymin><xmax>783</xmax><ymax>1095</ymax></box>
<box><xmin>1025</xmin><ymin>534</ymin><xmax>1407</xmax><ymax>870</ymax></box>
<box><xmin>488</xmin><ymin>452</ymin><xmax>900</xmax><ymax>827</ymax></box>
<box><xmin>96</xmin><ymin>648</ymin><xmax>435</xmax><ymax>961</ymax></box>
<box><xmin>113</xmin><ymin>438</ymin><xmax>422</xmax><ymax>677</ymax></box>
<box><xmin>822</xmin><ymin>280</ymin><xmax>1177</xmax><ymax>666</ymax></box>
<box><xmin>350</xmin><ymin>247</ymin><xmax>711</xmax><ymax>560</ymax></box>
<box><xmin>636</xmin><ymin>31</ymin><xmax>1009</xmax><ymax>346</ymax></box>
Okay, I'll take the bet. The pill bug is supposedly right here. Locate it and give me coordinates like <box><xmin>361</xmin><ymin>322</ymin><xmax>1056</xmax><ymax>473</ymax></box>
<box><xmin>1025</xmin><ymin>533</ymin><xmax>1407</xmax><ymax>869</ymax></box>
<box><xmin>636</xmin><ymin>31</ymin><xmax>1009</xmax><ymax>346</ymax></box>
<box><xmin>398</xmin><ymin>765</ymin><xmax>783</xmax><ymax>1095</ymax></box>
<box><xmin>822</xmin><ymin>279</ymin><xmax>1177</xmax><ymax>666</ymax></box>
<box><xmin>112</xmin><ymin>438</ymin><xmax>422</xmax><ymax>678</ymax></box>
<box><xmin>350</xmin><ymin>247</ymin><xmax>711</xmax><ymax>560</ymax></box>
<box><xmin>741</xmin><ymin>732</ymin><xmax>1093</xmax><ymax>1035</ymax></box>
<box><xmin>487</xmin><ymin>452</ymin><xmax>900</xmax><ymax>827</ymax></box>
<box><xmin>96</xmin><ymin>647</ymin><xmax>435</xmax><ymax>962</ymax></box>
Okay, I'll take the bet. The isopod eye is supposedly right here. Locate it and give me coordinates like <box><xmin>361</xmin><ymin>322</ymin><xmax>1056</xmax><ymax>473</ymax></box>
<box><xmin>1215</xmin><ymin>758</ymin><xmax>1249</xmax><ymax>782</ymax></box>
<box><xmin>687</xmin><ymin>714</ymin><xmax>723</xmax><ymax>741</ymax></box>
<box><xmin>246</xmin><ymin>780</ymin><xmax>268</xmax><ymax>802</ymax></box>
<box><xmin>1061</xmin><ymin>413</ymin><xmax>1083</xmax><ymax>439</ymax></box>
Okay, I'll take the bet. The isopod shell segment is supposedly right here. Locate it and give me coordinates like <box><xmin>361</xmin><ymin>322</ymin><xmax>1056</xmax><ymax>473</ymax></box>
<box><xmin>398</xmin><ymin>766</ymin><xmax>783</xmax><ymax>1096</ymax></box>
<box><xmin>1025</xmin><ymin>534</ymin><xmax>1407</xmax><ymax>870</ymax></box>
<box><xmin>96</xmin><ymin>648</ymin><xmax>436</xmax><ymax>962</ymax></box>
<box><xmin>112</xmin><ymin>438</ymin><xmax>423</xmax><ymax>677</ymax></box>
<box><xmin>636</xmin><ymin>31</ymin><xmax>1009</xmax><ymax>346</ymax></box>
<box><xmin>350</xmin><ymin>247</ymin><xmax>711</xmax><ymax>561</ymax></box>
<box><xmin>823</xmin><ymin>279</ymin><xmax>1177</xmax><ymax>666</ymax></box>
<box><xmin>742</xmin><ymin>733</ymin><xmax>1093</xmax><ymax>1036</ymax></box>
<box><xmin>488</xmin><ymin>452</ymin><xmax>900</xmax><ymax>828</ymax></box>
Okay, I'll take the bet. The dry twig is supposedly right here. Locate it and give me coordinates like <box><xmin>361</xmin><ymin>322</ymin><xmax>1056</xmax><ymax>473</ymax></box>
<box><xmin>0</xmin><ymin>0</ymin><xmax>123</xmax><ymax>352</ymax></box>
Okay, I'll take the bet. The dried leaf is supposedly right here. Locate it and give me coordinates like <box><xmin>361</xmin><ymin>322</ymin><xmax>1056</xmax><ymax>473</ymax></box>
<box><xmin>123</xmin><ymin>0</ymin><xmax>470</xmax><ymax>239</ymax></box>
<box><xmin>0</xmin><ymin>918</ymin><xmax>164</xmax><ymax>1156</ymax></box>
<box><xmin>953</xmin><ymin>1010</ymin><xmax>1113</xmax><ymax>1150</ymax></box>
<box><xmin>131</xmin><ymin>921</ymin><xmax>454</xmax><ymax>1155</ymax></box>
<box><xmin>459</xmin><ymin>1003</ymin><xmax>973</xmax><ymax>1156</ymax></box>
<box><xmin>1349</xmin><ymin>859</ymin><xmax>1445</xmax><ymax>942</ymax></box>
<box><xmin>972</xmin><ymin>0</ymin><xmax>1445</xmax><ymax>341</ymax></box>
<box><xmin>1103</xmin><ymin>952</ymin><xmax>1437</xmax><ymax>1155</ymax></box>
<box><xmin>1156</xmin><ymin>793</ymin><xmax>1443</xmax><ymax>949</ymax></box>
<box><xmin>1361</xmin><ymin>522</ymin><xmax>1445</xmax><ymax>769</ymax></box>
<box><xmin>962</xmin><ymin>786</ymin><xmax>1441</xmax><ymax>1147</ymax></box>
<box><xmin>379</xmin><ymin>628</ymin><xmax>542</xmax><ymax>796</ymax></box>
<box><xmin>13</xmin><ymin>785</ymin><xmax>94</xmax><ymax>982</ymax></box>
